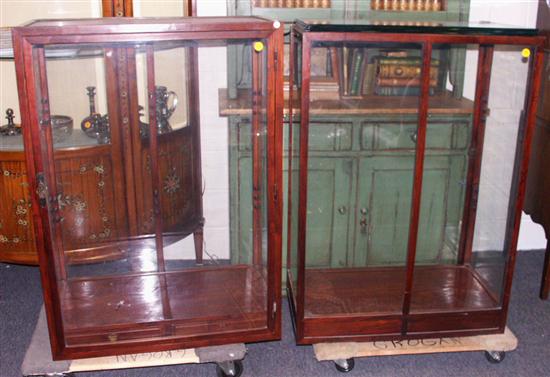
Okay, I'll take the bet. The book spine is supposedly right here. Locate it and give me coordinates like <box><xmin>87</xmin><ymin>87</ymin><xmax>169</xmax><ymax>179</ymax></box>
<box><xmin>377</xmin><ymin>57</ymin><xmax>440</xmax><ymax>66</ymax></box>
<box><xmin>350</xmin><ymin>49</ymin><xmax>365</xmax><ymax>96</ymax></box>
<box><xmin>375</xmin><ymin>86</ymin><xmax>435</xmax><ymax>96</ymax></box>
<box><xmin>363</xmin><ymin>63</ymin><xmax>376</xmax><ymax>95</ymax></box>
<box><xmin>347</xmin><ymin>48</ymin><xmax>358</xmax><ymax>95</ymax></box>
<box><xmin>357</xmin><ymin>50</ymin><xmax>369</xmax><ymax>95</ymax></box>
<box><xmin>378</xmin><ymin>64</ymin><xmax>439</xmax><ymax>80</ymax></box>
<box><xmin>376</xmin><ymin>77</ymin><xmax>437</xmax><ymax>86</ymax></box>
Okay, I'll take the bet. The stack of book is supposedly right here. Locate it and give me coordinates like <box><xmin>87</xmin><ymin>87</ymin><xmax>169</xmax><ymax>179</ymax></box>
<box><xmin>253</xmin><ymin>0</ymin><xmax>331</xmax><ymax>8</ymax></box>
<box><xmin>370</xmin><ymin>0</ymin><xmax>443</xmax><ymax>11</ymax></box>
<box><xmin>340</xmin><ymin>47</ymin><xmax>370</xmax><ymax>97</ymax></box>
<box><xmin>373</xmin><ymin>55</ymin><xmax>439</xmax><ymax>96</ymax></box>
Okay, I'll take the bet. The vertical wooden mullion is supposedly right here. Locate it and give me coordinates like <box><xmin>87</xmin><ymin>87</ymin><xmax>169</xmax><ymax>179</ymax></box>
<box><xmin>499</xmin><ymin>47</ymin><xmax>545</xmax><ymax>326</ymax></box>
<box><xmin>14</xmin><ymin>35</ymin><xmax>66</xmax><ymax>356</ymax></box>
<box><xmin>296</xmin><ymin>34</ymin><xmax>311</xmax><ymax>340</ymax></box>
<box><xmin>104</xmin><ymin>48</ymin><xmax>137</xmax><ymax>239</ymax></box>
<box><xmin>252</xmin><ymin>41</ymin><xmax>263</xmax><ymax>266</ymax></box>
<box><xmin>401</xmin><ymin>41</ymin><xmax>432</xmax><ymax>334</ymax></box>
<box><xmin>186</xmin><ymin>42</ymin><xmax>204</xmax><ymax>264</ymax></box>
<box><xmin>286</xmin><ymin>29</ymin><xmax>296</xmax><ymax>283</ymax></box>
<box><xmin>36</xmin><ymin>47</ymin><xmax>68</xmax><ymax>281</ymax></box>
<box><xmin>145</xmin><ymin>45</ymin><xmax>165</xmax><ymax>272</ymax></box>
<box><xmin>145</xmin><ymin>45</ymin><xmax>172</xmax><ymax>324</ymax></box>
<box><xmin>457</xmin><ymin>45</ymin><xmax>494</xmax><ymax>265</ymax></box>
<box><xmin>266</xmin><ymin>26</ymin><xmax>284</xmax><ymax>335</ymax></box>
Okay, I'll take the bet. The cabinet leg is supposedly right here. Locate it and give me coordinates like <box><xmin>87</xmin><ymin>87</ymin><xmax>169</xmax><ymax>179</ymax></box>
<box><xmin>194</xmin><ymin>226</ymin><xmax>204</xmax><ymax>265</ymax></box>
<box><xmin>540</xmin><ymin>241</ymin><xmax>550</xmax><ymax>300</ymax></box>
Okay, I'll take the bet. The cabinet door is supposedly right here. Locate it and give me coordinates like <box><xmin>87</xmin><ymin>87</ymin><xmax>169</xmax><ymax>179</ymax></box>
<box><xmin>305</xmin><ymin>157</ymin><xmax>356</xmax><ymax>268</ymax></box>
<box><xmin>54</xmin><ymin>146</ymin><xmax>127</xmax><ymax>260</ymax></box>
<box><xmin>354</xmin><ymin>155</ymin><xmax>462</xmax><ymax>266</ymax></box>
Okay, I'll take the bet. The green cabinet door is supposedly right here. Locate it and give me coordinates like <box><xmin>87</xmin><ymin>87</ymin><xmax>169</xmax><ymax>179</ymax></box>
<box><xmin>354</xmin><ymin>155</ymin><xmax>465</xmax><ymax>266</ymax></box>
<box><xmin>305</xmin><ymin>157</ymin><xmax>356</xmax><ymax>268</ymax></box>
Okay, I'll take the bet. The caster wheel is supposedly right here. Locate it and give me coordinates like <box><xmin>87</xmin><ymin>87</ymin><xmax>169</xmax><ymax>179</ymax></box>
<box><xmin>216</xmin><ymin>360</ymin><xmax>243</xmax><ymax>377</ymax></box>
<box><xmin>485</xmin><ymin>351</ymin><xmax>506</xmax><ymax>364</ymax></box>
<box><xmin>334</xmin><ymin>358</ymin><xmax>355</xmax><ymax>373</ymax></box>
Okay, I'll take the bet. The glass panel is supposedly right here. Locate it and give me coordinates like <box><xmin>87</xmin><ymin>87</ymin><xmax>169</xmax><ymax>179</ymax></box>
<box><xmin>411</xmin><ymin>44</ymin><xmax>530</xmax><ymax>313</ymax></box>
<box><xmin>286</xmin><ymin>34</ymin><xmax>301</xmax><ymax>309</ymax></box>
<box><xmin>470</xmin><ymin>45</ymin><xmax>530</xmax><ymax>305</ymax></box>
<box><xmin>37</xmin><ymin>37</ymin><xmax>271</xmax><ymax>346</ymax></box>
<box><xmin>411</xmin><ymin>43</ymin><xmax>476</xmax><ymax>313</ymax></box>
<box><xmin>303</xmin><ymin>41</ymin><xmax>421</xmax><ymax>319</ymax></box>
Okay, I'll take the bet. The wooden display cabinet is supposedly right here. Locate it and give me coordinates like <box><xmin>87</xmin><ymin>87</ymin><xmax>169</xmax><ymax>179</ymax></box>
<box><xmin>12</xmin><ymin>16</ymin><xmax>283</xmax><ymax>359</ymax></box>
<box><xmin>287</xmin><ymin>19</ymin><xmax>545</xmax><ymax>343</ymax></box>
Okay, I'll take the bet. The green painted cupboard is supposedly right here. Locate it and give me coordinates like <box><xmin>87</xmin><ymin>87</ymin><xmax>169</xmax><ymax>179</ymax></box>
<box><xmin>222</xmin><ymin>0</ymin><xmax>473</xmax><ymax>273</ymax></box>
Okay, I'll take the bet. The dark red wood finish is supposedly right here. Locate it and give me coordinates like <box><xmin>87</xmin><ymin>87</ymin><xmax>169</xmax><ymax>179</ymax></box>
<box><xmin>457</xmin><ymin>45</ymin><xmax>494</xmax><ymax>265</ymax></box>
<box><xmin>295</xmin><ymin>31</ymin><xmax>313</xmax><ymax>342</ymax></box>
<box><xmin>524</xmin><ymin>0</ymin><xmax>550</xmax><ymax>300</ymax></box>
<box><xmin>498</xmin><ymin>47</ymin><xmax>545</xmax><ymax>327</ymax></box>
<box><xmin>401</xmin><ymin>42</ymin><xmax>433</xmax><ymax>334</ymax></box>
<box><xmin>287</xmin><ymin>24</ymin><xmax>546</xmax><ymax>345</ymax></box>
<box><xmin>12</xmin><ymin>17</ymin><xmax>284</xmax><ymax>360</ymax></box>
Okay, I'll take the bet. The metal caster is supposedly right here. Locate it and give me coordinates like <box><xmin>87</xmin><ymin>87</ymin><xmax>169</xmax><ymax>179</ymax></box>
<box><xmin>485</xmin><ymin>350</ymin><xmax>506</xmax><ymax>364</ymax></box>
<box><xmin>334</xmin><ymin>358</ymin><xmax>355</xmax><ymax>373</ymax></box>
<box><xmin>216</xmin><ymin>360</ymin><xmax>243</xmax><ymax>377</ymax></box>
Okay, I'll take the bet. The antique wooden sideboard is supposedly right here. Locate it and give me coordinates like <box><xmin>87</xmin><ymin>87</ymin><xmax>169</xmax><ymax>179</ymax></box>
<box><xmin>524</xmin><ymin>0</ymin><xmax>550</xmax><ymax>300</ymax></box>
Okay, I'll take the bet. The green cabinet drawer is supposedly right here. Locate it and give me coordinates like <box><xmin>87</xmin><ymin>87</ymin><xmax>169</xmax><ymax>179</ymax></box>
<box><xmin>361</xmin><ymin>122</ymin><xmax>469</xmax><ymax>151</ymax></box>
<box><xmin>238</xmin><ymin>121</ymin><xmax>352</xmax><ymax>152</ymax></box>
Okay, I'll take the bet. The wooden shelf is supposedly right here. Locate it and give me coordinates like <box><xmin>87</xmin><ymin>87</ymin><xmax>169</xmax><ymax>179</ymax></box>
<box><xmin>61</xmin><ymin>265</ymin><xmax>268</xmax><ymax>346</ymax></box>
<box><xmin>219</xmin><ymin>88</ymin><xmax>474</xmax><ymax>116</ymax></box>
<box><xmin>304</xmin><ymin>265</ymin><xmax>499</xmax><ymax>318</ymax></box>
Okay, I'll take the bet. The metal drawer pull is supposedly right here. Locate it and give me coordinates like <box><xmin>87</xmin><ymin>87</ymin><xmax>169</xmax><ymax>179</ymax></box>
<box><xmin>338</xmin><ymin>206</ymin><xmax>347</xmax><ymax>214</ymax></box>
<box><xmin>360</xmin><ymin>217</ymin><xmax>368</xmax><ymax>234</ymax></box>
<box><xmin>410</xmin><ymin>131</ymin><xmax>418</xmax><ymax>143</ymax></box>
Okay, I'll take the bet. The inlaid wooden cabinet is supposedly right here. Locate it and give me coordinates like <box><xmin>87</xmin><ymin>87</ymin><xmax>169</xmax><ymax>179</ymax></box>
<box><xmin>286</xmin><ymin>19</ymin><xmax>545</xmax><ymax>343</ymax></box>
<box><xmin>13</xmin><ymin>16</ymin><xmax>283</xmax><ymax>359</ymax></box>
<box><xmin>0</xmin><ymin>150</ymin><xmax>36</xmax><ymax>263</ymax></box>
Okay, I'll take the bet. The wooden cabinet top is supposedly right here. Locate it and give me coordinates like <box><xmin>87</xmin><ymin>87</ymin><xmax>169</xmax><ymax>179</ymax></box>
<box><xmin>293</xmin><ymin>19</ymin><xmax>539</xmax><ymax>36</ymax></box>
<box><xmin>14</xmin><ymin>16</ymin><xmax>278</xmax><ymax>37</ymax></box>
<box><xmin>219</xmin><ymin>88</ymin><xmax>474</xmax><ymax>116</ymax></box>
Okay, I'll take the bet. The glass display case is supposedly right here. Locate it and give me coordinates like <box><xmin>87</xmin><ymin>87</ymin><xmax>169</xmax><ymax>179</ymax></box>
<box><xmin>287</xmin><ymin>19</ymin><xmax>545</xmax><ymax>343</ymax></box>
<box><xmin>12</xmin><ymin>16</ymin><xmax>283</xmax><ymax>359</ymax></box>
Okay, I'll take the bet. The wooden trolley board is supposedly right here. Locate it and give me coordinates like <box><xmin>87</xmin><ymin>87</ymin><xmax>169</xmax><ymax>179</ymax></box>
<box><xmin>314</xmin><ymin>327</ymin><xmax>517</xmax><ymax>360</ymax></box>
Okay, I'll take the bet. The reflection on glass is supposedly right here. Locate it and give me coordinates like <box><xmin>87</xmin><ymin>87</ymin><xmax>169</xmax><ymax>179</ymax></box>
<box><xmin>302</xmin><ymin>42</ymin><xmax>422</xmax><ymax>318</ymax></box>
<box><xmin>471</xmin><ymin>45</ymin><xmax>530</xmax><ymax>304</ymax></box>
<box><xmin>36</xmin><ymin>38</ymin><xmax>272</xmax><ymax>346</ymax></box>
<box><xmin>286</xmin><ymin>36</ymin><xmax>302</xmax><ymax>308</ymax></box>
<box><xmin>411</xmin><ymin>44</ymin><xmax>530</xmax><ymax>314</ymax></box>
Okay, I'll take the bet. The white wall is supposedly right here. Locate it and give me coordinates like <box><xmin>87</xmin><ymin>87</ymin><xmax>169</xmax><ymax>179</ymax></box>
<box><xmin>164</xmin><ymin>1</ymin><xmax>231</xmax><ymax>260</ymax></box>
